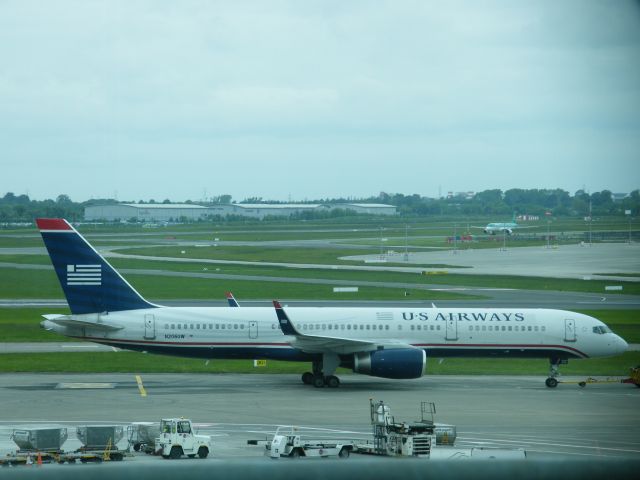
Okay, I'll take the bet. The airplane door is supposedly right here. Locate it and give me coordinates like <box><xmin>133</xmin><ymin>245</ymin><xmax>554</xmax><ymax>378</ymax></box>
<box><xmin>248</xmin><ymin>321</ymin><xmax>258</xmax><ymax>339</ymax></box>
<box><xmin>564</xmin><ymin>319</ymin><xmax>576</xmax><ymax>342</ymax></box>
<box><xmin>144</xmin><ymin>314</ymin><xmax>156</xmax><ymax>340</ymax></box>
<box><xmin>446</xmin><ymin>318</ymin><xmax>458</xmax><ymax>341</ymax></box>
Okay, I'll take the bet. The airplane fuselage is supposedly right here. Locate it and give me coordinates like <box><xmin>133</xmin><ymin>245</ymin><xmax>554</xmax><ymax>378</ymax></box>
<box><xmin>42</xmin><ymin>307</ymin><xmax>627</xmax><ymax>365</ymax></box>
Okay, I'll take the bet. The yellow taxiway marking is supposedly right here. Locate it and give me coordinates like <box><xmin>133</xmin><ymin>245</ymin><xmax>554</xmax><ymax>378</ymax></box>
<box><xmin>135</xmin><ymin>375</ymin><xmax>147</xmax><ymax>397</ymax></box>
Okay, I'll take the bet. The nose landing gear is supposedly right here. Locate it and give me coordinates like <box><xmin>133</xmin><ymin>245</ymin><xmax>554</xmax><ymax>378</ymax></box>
<box><xmin>545</xmin><ymin>358</ymin><xmax>567</xmax><ymax>388</ymax></box>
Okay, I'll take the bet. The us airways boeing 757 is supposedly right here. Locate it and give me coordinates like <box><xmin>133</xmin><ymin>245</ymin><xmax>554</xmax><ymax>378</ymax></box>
<box><xmin>36</xmin><ymin>219</ymin><xmax>627</xmax><ymax>389</ymax></box>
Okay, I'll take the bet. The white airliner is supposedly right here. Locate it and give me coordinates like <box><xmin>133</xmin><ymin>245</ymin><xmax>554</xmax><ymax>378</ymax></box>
<box><xmin>473</xmin><ymin>214</ymin><xmax>533</xmax><ymax>235</ymax></box>
<box><xmin>37</xmin><ymin>219</ymin><xmax>627</xmax><ymax>389</ymax></box>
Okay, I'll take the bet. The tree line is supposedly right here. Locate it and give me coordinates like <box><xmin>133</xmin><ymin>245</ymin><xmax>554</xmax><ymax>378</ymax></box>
<box><xmin>1</xmin><ymin>188</ymin><xmax>638</xmax><ymax>223</ymax></box>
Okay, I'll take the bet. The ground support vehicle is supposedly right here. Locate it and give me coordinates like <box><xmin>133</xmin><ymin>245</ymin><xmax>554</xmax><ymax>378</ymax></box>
<box><xmin>353</xmin><ymin>400</ymin><xmax>447</xmax><ymax>457</ymax></box>
<box><xmin>250</xmin><ymin>427</ymin><xmax>355</xmax><ymax>459</ymax></box>
<box><xmin>154</xmin><ymin>418</ymin><xmax>211</xmax><ymax>459</ymax></box>
<box><xmin>1</xmin><ymin>449</ymin><xmax>127</xmax><ymax>466</ymax></box>
<box><xmin>559</xmin><ymin>367</ymin><xmax>640</xmax><ymax>388</ymax></box>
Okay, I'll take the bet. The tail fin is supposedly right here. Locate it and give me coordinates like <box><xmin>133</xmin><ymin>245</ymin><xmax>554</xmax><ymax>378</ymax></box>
<box><xmin>36</xmin><ymin>219</ymin><xmax>157</xmax><ymax>314</ymax></box>
<box><xmin>225</xmin><ymin>292</ymin><xmax>240</xmax><ymax>307</ymax></box>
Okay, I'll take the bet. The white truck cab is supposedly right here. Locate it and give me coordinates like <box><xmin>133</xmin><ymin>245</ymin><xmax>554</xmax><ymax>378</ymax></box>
<box><xmin>155</xmin><ymin>418</ymin><xmax>211</xmax><ymax>459</ymax></box>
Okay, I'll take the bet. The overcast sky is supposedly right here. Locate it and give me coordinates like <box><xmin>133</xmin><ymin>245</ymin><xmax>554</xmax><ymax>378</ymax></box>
<box><xmin>1</xmin><ymin>0</ymin><xmax>639</xmax><ymax>202</ymax></box>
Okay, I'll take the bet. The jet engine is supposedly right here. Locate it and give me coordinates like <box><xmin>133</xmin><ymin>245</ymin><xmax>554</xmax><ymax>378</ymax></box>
<box><xmin>353</xmin><ymin>348</ymin><xmax>426</xmax><ymax>379</ymax></box>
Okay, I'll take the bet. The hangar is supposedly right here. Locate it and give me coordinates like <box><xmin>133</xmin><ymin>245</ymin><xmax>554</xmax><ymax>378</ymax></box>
<box><xmin>84</xmin><ymin>203</ymin><xmax>211</xmax><ymax>222</ymax></box>
<box><xmin>84</xmin><ymin>202</ymin><xmax>397</xmax><ymax>222</ymax></box>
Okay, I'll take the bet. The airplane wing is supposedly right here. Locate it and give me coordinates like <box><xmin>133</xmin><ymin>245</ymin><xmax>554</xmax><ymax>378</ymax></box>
<box><xmin>42</xmin><ymin>314</ymin><xmax>125</xmax><ymax>332</ymax></box>
<box><xmin>272</xmin><ymin>301</ymin><xmax>415</xmax><ymax>354</ymax></box>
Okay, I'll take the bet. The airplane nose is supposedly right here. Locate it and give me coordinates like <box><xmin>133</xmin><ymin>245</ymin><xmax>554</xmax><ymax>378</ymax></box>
<box><xmin>616</xmin><ymin>336</ymin><xmax>628</xmax><ymax>354</ymax></box>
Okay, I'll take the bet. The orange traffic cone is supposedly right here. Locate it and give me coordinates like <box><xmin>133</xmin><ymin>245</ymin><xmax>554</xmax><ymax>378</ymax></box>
<box><xmin>37</xmin><ymin>452</ymin><xmax>43</xmax><ymax>466</ymax></box>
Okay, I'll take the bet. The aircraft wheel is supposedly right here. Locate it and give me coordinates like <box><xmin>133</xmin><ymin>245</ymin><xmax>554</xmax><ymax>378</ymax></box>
<box><xmin>326</xmin><ymin>376</ymin><xmax>340</xmax><ymax>388</ymax></box>
<box><xmin>302</xmin><ymin>372</ymin><xmax>314</xmax><ymax>385</ymax></box>
<box><xmin>545</xmin><ymin>377</ymin><xmax>558</xmax><ymax>388</ymax></box>
<box><xmin>313</xmin><ymin>376</ymin><xmax>325</xmax><ymax>388</ymax></box>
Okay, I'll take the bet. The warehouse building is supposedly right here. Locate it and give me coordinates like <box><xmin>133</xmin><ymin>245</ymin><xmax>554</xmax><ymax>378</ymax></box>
<box><xmin>84</xmin><ymin>203</ymin><xmax>212</xmax><ymax>222</ymax></box>
<box><xmin>85</xmin><ymin>202</ymin><xmax>396</xmax><ymax>222</ymax></box>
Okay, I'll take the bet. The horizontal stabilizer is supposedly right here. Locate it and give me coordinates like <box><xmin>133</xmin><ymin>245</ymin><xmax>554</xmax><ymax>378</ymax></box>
<box><xmin>42</xmin><ymin>314</ymin><xmax>124</xmax><ymax>332</ymax></box>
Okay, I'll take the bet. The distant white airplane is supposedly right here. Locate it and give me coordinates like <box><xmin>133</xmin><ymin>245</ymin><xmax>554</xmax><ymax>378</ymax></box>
<box><xmin>37</xmin><ymin>218</ymin><xmax>627</xmax><ymax>389</ymax></box>
<box><xmin>473</xmin><ymin>214</ymin><xmax>533</xmax><ymax>235</ymax></box>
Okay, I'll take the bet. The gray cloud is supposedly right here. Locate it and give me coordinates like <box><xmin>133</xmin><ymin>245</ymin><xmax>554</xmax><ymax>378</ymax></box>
<box><xmin>1</xmin><ymin>0</ymin><xmax>638</xmax><ymax>201</ymax></box>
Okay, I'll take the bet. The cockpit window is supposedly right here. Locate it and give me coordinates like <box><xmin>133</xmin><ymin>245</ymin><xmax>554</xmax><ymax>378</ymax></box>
<box><xmin>592</xmin><ymin>326</ymin><xmax>611</xmax><ymax>334</ymax></box>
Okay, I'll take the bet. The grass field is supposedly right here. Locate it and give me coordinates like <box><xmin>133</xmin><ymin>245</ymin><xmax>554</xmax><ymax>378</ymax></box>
<box><xmin>2</xmin><ymin>252</ymin><xmax>638</xmax><ymax>298</ymax></box>
<box><xmin>0</xmin><ymin>351</ymin><xmax>637</xmax><ymax>377</ymax></box>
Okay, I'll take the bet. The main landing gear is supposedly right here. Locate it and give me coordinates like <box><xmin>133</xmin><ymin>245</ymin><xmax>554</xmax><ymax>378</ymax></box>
<box><xmin>545</xmin><ymin>358</ymin><xmax>567</xmax><ymax>388</ymax></box>
<box><xmin>301</xmin><ymin>354</ymin><xmax>341</xmax><ymax>388</ymax></box>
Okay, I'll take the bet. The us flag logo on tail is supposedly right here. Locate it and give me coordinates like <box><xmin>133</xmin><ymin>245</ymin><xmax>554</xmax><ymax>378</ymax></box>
<box><xmin>66</xmin><ymin>264</ymin><xmax>102</xmax><ymax>286</ymax></box>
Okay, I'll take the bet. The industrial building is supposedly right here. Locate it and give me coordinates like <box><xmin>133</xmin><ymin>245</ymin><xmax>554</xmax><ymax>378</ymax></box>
<box><xmin>84</xmin><ymin>204</ymin><xmax>211</xmax><ymax>222</ymax></box>
<box><xmin>84</xmin><ymin>202</ymin><xmax>397</xmax><ymax>222</ymax></box>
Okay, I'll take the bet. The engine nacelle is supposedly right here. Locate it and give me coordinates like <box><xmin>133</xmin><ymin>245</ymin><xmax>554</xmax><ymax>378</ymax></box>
<box><xmin>353</xmin><ymin>348</ymin><xmax>426</xmax><ymax>379</ymax></box>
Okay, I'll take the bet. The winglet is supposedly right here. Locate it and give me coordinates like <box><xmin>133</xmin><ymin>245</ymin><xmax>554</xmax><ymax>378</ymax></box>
<box><xmin>226</xmin><ymin>292</ymin><xmax>240</xmax><ymax>307</ymax></box>
<box><xmin>273</xmin><ymin>300</ymin><xmax>299</xmax><ymax>336</ymax></box>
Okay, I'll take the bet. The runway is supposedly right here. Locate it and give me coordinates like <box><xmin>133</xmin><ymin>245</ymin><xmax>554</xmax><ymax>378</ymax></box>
<box><xmin>0</xmin><ymin>373</ymin><xmax>638</xmax><ymax>460</ymax></box>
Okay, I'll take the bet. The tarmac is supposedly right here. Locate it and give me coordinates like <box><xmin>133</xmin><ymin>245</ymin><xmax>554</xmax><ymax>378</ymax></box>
<box><xmin>0</xmin><ymin>373</ymin><xmax>638</xmax><ymax>460</ymax></box>
<box><xmin>343</xmin><ymin>243</ymin><xmax>640</xmax><ymax>282</ymax></box>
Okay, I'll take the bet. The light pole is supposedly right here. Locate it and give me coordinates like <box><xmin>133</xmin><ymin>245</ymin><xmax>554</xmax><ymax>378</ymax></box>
<box><xmin>453</xmin><ymin>223</ymin><xmax>458</xmax><ymax>255</ymax></box>
<box><xmin>404</xmin><ymin>224</ymin><xmax>409</xmax><ymax>261</ymax></box>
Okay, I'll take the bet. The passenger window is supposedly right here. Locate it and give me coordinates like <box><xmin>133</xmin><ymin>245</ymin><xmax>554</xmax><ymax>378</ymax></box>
<box><xmin>171</xmin><ymin>324</ymin><xmax>175</xmax><ymax>330</ymax></box>
<box><xmin>501</xmin><ymin>326</ymin><xmax>506</xmax><ymax>331</ymax></box>
<box><xmin>528</xmin><ymin>326</ymin><xmax>532</xmax><ymax>331</ymax></box>
<box><xmin>347</xmin><ymin>325</ymin><xmax>351</xmax><ymax>330</ymax></box>
<box><xmin>385</xmin><ymin>325</ymin><xmax>389</xmax><ymax>330</ymax></box>
<box><xmin>328</xmin><ymin>325</ymin><xmax>332</xmax><ymax>330</ymax></box>
<box><xmin>508</xmin><ymin>326</ymin><xmax>512</xmax><ymax>331</ymax></box>
<box><xmin>410</xmin><ymin>325</ymin><xmax>415</xmax><ymax>331</ymax></box>
<box><xmin>190</xmin><ymin>324</ymin><xmax>194</xmax><ymax>330</ymax></box>
<box><xmin>534</xmin><ymin>326</ymin><xmax>539</xmax><ymax>332</ymax></box>
<box><xmin>366</xmin><ymin>325</ymin><xmax>370</xmax><ymax>330</ymax></box>
<box><xmin>398</xmin><ymin>325</ymin><xmax>402</xmax><ymax>330</ymax></box>
<box><xmin>430</xmin><ymin>325</ymin><xmax>434</xmax><ymax>331</ymax></box>
<box><xmin>164</xmin><ymin>324</ymin><xmax>169</xmax><ymax>329</ymax></box>
<box><xmin>417</xmin><ymin>325</ymin><xmax>421</xmax><ymax>331</ymax></box>
<box><xmin>322</xmin><ymin>324</ymin><xmax>326</xmax><ymax>330</ymax></box>
<box><xmin>541</xmin><ymin>326</ymin><xmax>546</xmax><ymax>332</ymax></box>
<box><xmin>436</xmin><ymin>326</ymin><xmax>440</xmax><ymax>331</ymax></box>
<box><xmin>177</xmin><ymin>324</ymin><xmax>181</xmax><ymax>330</ymax></box>
<box><xmin>215</xmin><ymin>324</ymin><xmax>219</xmax><ymax>329</ymax></box>
<box><xmin>482</xmin><ymin>326</ymin><xmax>486</xmax><ymax>331</ymax></box>
<box><xmin>196</xmin><ymin>324</ymin><xmax>200</xmax><ymax>329</ymax></box>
